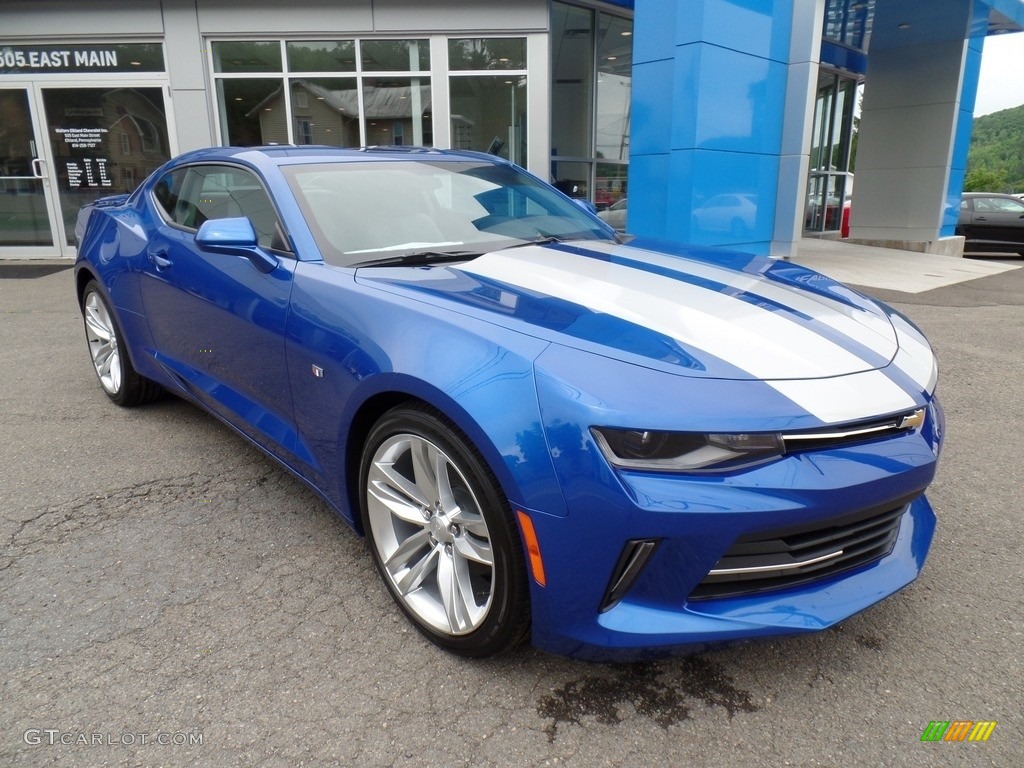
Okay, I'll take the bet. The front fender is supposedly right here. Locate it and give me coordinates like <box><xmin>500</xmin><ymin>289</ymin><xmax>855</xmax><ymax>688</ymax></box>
<box><xmin>286</xmin><ymin>262</ymin><xmax>566</xmax><ymax>525</ymax></box>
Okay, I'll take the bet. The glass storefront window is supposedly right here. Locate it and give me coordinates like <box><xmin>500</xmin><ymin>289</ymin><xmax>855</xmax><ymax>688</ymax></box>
<box><xmin>0</xmin><ymin>89</ymin><xmax>52</xmax><ymax>246</ymax></box>
<box><xmin>212</xmin><ymin>41</ymin><xmax>282</xmax><ymax>74</ymax></box>
<box><xmin>550</xmin><ymin>160</ymin><xmax>590</xmax><ymax>200</ymax></box>
<box><xmin>216</xmin><ymin>78</ymin><xmax>285</xmax><ymax>145</ymax></box>
<box><xmin>363</xmin><ymin>77</ymin><xmax>432</xmax><ymax>146</ymax></box>
<box><xmin>595</xmin><ymin>162</ymin><xmax>627</xmax><ymax>208</ymax></box>
<box><xmin>595</xmin><ymin>14</ymin><xmax>632</xmax><ymax>162</ymax></box>
<box><xmin>805</xmin><ymin>71</ymin><xmax>857</xmax><ymax>234</ymax></box>
<box><xmin>205</xmin><ymin>35</ymin><xmax>550</xmax><ymax>171</ymax></box>
<box><xmin>550</xmin><ymin>2</ymin><xmax>631</xmax><ymax>211</ymax></box>
<box><xmin>290</xmin><ymin>78</ymin><xmax>360</xmax><ymax>146</ymax></box>
<box><xmin>449</xmin><ymin>76</ymin><xmax>526</xmax><ymax>164</ymax></box>
<box><xmin>42</xmin><ymin>87</ymin><xmax>170</xmax><ymax>244</ymax></box>
<box><xmin>823</xmin><ymin>0</ymin><xmax>874</xmax><ymax>51</ymax></box>
<box><xmin>360</xmin><ymin>40</ymin><xmax>429</xmax><ymax>72</ymax></box>
<box><xmin>286</xmin><ymin>41</ymin><xmax>356</xmax><ymax>73</ymax></box>
<box><xmin>448</xmin><ymin>38</ymin><xmax>526</xmax><ymax>71</ymax></box>
<box><xmin>550</xmin><ymin>3</ymin><xmax>594</xmax><ymax>160</ymax></box>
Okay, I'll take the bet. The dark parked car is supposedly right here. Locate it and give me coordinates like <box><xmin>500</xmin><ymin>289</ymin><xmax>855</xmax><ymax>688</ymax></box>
<box><xmin>957</xmin><ymin>192</ymin><xmax>1024</xmax><ymax>256</ymax></box>
<box><xmin>75</xmin><ymin>146</ymin><xmax>943</xmax><ymax>659</ymax></box>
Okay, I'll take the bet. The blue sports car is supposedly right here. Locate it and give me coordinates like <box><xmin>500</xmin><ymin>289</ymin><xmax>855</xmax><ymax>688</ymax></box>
<box><xmin>74</xmin><ymin>146</ymin><xmax>943</xmax><ymax>659</ymax></box>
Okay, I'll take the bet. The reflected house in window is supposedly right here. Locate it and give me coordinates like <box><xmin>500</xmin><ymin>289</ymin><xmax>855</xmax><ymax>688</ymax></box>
<box><xmin>106</xmin><ymin>90</ymin><xmax>167</xmax><ymax>191</ymax></box>
<box><xmin>361</xmin><ymin>82</ymin><xmax>432</xmax><ymax>146</ymax></box>
<box><xmin>246</xmin><ymin>79</ymin><xmax>431</xmax><ymax>147</ymax></box>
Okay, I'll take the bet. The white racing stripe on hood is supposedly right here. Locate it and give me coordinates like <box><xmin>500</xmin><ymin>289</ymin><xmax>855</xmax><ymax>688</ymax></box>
<box><xmin>461</xmin><ymin>248</ymin><xmax>884</xmax><ymax>378</ymax></box>
<box><xmin>889</xmin><ymin>314</ymin><xmax>938</xmax><ymax>393</ymax></box>
<box><xmin>772</xmin><ymin>370</ymin><xmax>917</xmax><ymax>423</ymax></box>
<box><xmin>459</xmin><ymin>247</ymin><xmax>922</xmax><ymax>423</ymax></box>
<box><xmin>579</xmin><ymin>240</ymin><xmax>897</xmax><ymax>357</ymax></box>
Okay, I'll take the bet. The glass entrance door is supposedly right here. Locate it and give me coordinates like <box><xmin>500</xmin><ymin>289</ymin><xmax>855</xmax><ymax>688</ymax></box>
<box><xmin>0</xmin><ymin>83</ymin><xmax>172</xmax><ymax>257</ymax></box>
<box><xmin>40</xmin><ymin>86</ymin><xmax>171</xmax><ymax>250</ymax></box>
<box><xmin>0</xmin><ymin>87</ymin><xmax>57</xmax><ymax>252</ymax></box>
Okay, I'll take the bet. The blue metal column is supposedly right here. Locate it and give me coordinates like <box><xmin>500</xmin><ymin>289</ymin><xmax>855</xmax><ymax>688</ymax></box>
<box><xmin>629</xmin><ymin>0</ymin><xmax>796</xmax><ymax>255</ymax></box>
<box><xmin>945</xmin><ymin>6</ymin><xmax>993</xmax><ymax>237</ymax></box>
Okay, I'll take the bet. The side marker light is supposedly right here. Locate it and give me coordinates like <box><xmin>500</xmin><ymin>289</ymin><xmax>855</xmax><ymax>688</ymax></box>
<box><xmin>515</xmin><ymin>510</ymin><xmax>546</xmax><ymax>587</ymax></box>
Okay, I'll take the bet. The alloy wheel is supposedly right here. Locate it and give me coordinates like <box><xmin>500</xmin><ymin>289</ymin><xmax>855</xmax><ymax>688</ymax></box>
<box><xmin>365</xmin><ymin>432</ymin><xmax>495</xmax><ymax>636</ymax></box>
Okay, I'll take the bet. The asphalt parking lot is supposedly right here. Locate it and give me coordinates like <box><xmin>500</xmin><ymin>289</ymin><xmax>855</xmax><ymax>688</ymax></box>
<box><xmin>1</xmin><ymin>257</ymin><xmax>1022</xmax><ymax>767</ymax></box>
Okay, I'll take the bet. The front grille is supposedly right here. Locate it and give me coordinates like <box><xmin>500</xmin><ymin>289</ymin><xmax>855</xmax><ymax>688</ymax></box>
<box><xmin>688</xmin><ymin>496</ymin><xmax>914</xmax><ymax>601</ymax></box>
<box><xmin>780</xmin><ymin>408</ymin><xmax>925</xmax><ymax>454</ymax></box>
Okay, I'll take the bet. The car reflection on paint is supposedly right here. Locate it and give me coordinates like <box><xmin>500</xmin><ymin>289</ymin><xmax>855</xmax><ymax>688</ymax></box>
<box><xmin>597</xmin><ymin>196</ymin><xmax>627</xmax><ymax>231</ymax></box>
<box><xmin>74</xmin><ymin>146</ymin><xmax>943</xmax><ymax>659</ymax></box>
<box><xmin>690</xmin><ymin>193</ymin><xmax>757</xmax><ymax>238</ymax></box>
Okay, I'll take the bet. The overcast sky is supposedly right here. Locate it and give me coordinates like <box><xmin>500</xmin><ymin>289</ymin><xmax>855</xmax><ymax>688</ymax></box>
<box><xmin>975</xmin><ymin>32</ymin><xmax>1024</xmax><ymax>116</ymax></box>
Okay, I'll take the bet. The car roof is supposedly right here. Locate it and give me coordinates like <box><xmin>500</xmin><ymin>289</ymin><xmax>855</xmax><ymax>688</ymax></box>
<box><xmin>961</xmin><ymin>192</ymin><xmax>1021</xmax><ymax>198</ymax></box>
<box><xmin>170</xmin><ymin>145</ymin><xmax>507</xmax><ymax>168</ymax></box>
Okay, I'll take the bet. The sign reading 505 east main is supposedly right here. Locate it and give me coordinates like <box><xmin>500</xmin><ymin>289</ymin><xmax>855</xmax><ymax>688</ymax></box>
<box><xmin>0</xmin><ymin>43</ymin><xmax>164</xmax><ymax>74</ymax></box>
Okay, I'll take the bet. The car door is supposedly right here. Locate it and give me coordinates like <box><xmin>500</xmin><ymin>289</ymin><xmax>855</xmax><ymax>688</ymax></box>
<box><xmin>967</xmin><ymin>196</ymin><xmax>1024</xmax><ymax>249</ymax></box>
<box><xmin>139</xmin><ymin>162</ymin><xmax>300</xmax><ymax>457</ymax></box>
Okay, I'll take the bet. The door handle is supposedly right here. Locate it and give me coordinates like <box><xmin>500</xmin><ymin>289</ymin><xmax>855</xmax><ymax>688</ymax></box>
<box><xmin>148</xmin><ymin>250</ymin><xmax>173</xmax><ymax>270</ymax></box>
<box><xmin>30</xmin><ymin>158</ymin><xmax>45</xmax><ymax>179</ymax></box>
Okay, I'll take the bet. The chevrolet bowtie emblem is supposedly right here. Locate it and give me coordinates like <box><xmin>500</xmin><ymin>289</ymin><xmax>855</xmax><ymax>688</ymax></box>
<box><xmin>898</xmin><ymin>409</ymin><xmax>926</xmax><ymax>430</ymax></box>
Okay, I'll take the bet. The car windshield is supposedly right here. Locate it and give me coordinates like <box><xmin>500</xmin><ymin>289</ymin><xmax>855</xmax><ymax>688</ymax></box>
<box><xmin>282</xmin><ymin>158</ymin><xmax>613</xmax><ymax>267</ymax></box>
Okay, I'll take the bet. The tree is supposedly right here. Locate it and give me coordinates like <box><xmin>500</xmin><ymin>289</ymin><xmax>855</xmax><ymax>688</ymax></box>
<box><xmin>964</xmin><ymin>167</ymin><xmax>1007</xmax><ymax>192</ymax></box>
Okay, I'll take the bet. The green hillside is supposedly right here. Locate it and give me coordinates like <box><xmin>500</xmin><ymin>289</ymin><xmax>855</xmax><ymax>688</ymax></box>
<box><xmin>964</xmin><ymin>104</ymin><xmax>1024</xmax><ymax>193</ymax></box>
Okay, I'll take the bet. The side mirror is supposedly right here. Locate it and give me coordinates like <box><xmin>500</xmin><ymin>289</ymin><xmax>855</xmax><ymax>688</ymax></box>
<box><xmin>572</xmin><ymin>198</ymin><xmax>597</xmax><ymax>215</ymax></box>
<box><xmin>196</xmin><ymin>217</ymin><xmax>278</xmax><ymax>273</ymax></box>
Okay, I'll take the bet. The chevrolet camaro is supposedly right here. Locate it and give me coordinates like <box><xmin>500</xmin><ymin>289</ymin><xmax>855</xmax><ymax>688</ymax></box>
<box><xmin>74</xmin><ymin>146</ymin><xmax>943</xmax><ymax>659</ymax></box>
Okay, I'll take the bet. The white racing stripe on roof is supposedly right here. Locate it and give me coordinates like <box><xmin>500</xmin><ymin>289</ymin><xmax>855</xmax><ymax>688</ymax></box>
<box><xmin>580</xmin><ymin>240</ymin><xmax>898</xmax><ymax>359</ymax></box>
<box><xmin>460</xmin><ymin>248</ymin><xmax>883</xmax><ymax>381</ymax></box>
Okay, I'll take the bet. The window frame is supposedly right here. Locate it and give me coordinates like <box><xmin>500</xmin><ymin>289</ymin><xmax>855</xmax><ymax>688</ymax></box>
<box><xmin>149</xmin><ymin>161</ymin><xmax>293</xmax><ymax>255</ymax></box>
<box><xmin>205</xmin><ymin>34</ymin><xmax>550</xmax><ymax>176</ymax></box>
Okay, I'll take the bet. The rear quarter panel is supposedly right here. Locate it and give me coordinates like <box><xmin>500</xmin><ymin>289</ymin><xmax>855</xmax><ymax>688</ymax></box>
<box><xmin>75</xmin><ymin>195</ymin><xmax>163</xmax><ymax>384</ymax></box>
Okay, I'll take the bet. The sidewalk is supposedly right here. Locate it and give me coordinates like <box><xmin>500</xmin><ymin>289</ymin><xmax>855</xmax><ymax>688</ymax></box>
<box><xmin>786</xmin><ymin>238</ymin><xmax>1021</xmax><ymax>294</ymax></box>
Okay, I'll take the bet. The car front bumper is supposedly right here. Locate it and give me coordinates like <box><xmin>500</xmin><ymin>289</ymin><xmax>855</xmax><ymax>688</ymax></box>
<box><xmin>517</xmin><ymin>402</ymin><xmax>942</xmax><ymax>660</ymax></box>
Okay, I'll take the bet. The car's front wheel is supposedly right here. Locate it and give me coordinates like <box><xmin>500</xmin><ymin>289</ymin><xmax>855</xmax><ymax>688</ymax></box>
<box><xmin>81</xmin><ymin>280</ymin><xmax>161</xmax><ymax>406</ymax></box>
<box><xmin>360</xmin><ymin>404</ymin><xmax>530</xmax><ymax>657</ymax></box>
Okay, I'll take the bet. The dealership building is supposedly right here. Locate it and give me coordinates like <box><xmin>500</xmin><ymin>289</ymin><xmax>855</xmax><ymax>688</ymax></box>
<box><xmin>2</xmin><ymin>0</ymin><xmax>1022</xmax><ymax>260</ymax></box>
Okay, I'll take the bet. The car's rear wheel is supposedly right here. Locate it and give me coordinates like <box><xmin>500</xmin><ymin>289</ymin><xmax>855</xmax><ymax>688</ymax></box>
<box><xmin>81</xmin><ymin>280</ymin><xmax>161</xmax><ymax>406</ymax></box>
<box><xmin>360</xmin><ymin>404</ymin><xmax>530</xmax><ymax>657</ymax></box>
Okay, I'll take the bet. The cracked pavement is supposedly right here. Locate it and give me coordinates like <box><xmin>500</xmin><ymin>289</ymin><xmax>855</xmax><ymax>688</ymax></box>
<box><xmin>1</xmin><ymin>262</ymin><xmax>1022</xmax><ymax>767</ymax></box>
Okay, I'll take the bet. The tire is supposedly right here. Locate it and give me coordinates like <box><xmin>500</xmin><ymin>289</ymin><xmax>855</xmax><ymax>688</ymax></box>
<box><xmin>81</xmin><ymin>280</ymin><xmax>162</xmax><ymax>407</ymax></box>
<box><xmin>359</xmin><ymin>404</ymin><xmax>530</xmax><ymax>657</ymax></box>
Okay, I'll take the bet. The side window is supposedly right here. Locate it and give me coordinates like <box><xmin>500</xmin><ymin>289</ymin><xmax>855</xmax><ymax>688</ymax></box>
<box><xmin>152</xmin><ymin>168</ymin><xmax>187</xmax><ymax>222</ymax></box>
<box><xmin>993</xmin><ymin>198</ymin><xmax>1024</xmax><ymax>214</ymax></box>
<box><xmin>161</xmin><ymin>164</ymin><xmax>291</xmax><ymax>253</ymax></box>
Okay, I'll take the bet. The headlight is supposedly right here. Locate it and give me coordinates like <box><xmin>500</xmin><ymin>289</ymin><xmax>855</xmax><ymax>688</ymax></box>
<box><xmin>591</xmin><ymin>427</ymin><xmax>785</xmax><ymax>472</ymax></box>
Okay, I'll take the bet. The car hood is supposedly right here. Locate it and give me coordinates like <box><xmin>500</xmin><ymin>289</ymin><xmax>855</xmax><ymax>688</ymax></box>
<box><xmin>355</xmin><ymin>240</ymin><xmax>902</xmax><ymax>382</ymax></box>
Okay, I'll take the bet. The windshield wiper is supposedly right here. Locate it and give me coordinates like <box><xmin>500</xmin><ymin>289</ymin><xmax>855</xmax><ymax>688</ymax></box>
<box><xmin>497</xmin><ymin>234</ymin><xmax>620</xmax><ymax>251</ymax></box>
<box><xmin>350</xmin><ymin>249</ymin><xmax>482</xmax><ymax>268</ymax></box>
<box><xmin>498</xmin><ymin>236</ymin><xmax>568</xmax><ymax>250</ymax></box>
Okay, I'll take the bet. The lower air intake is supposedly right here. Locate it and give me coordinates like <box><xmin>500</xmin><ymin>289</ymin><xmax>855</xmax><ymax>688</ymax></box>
<box><xmin>688</xmin><ymin>496</ymin><xmax>915</xmax><ymax>601</ymax></box>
